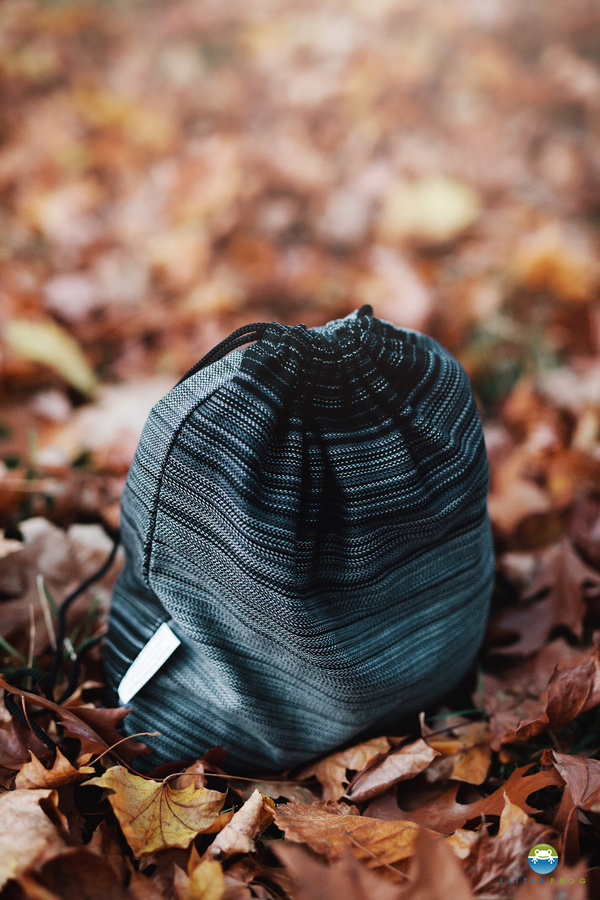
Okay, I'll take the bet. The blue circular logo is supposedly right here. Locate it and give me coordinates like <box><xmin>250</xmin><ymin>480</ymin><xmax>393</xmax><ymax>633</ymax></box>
<box><xmin>528</xmin><ymin>844</ymin><xmax>558</xmax><ymax>874</ymax></box>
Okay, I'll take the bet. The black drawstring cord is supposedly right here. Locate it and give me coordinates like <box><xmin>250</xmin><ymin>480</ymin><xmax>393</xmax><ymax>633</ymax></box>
<box><xmin>176</xmin><ymin>322</ymin><xmax>271</xmax><ymax>386</ymax></box>
<box><xmin>3</xmin><ymin>531</ymin><xmax>121</xmax><ymax>752</ymax></box>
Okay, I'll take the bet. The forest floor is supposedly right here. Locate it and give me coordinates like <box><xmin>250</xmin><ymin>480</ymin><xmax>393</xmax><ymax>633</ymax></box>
<box><xmin>1</xmin><ymin>1</ymin><xmax>600</xmax><ymax>897</ymax></box>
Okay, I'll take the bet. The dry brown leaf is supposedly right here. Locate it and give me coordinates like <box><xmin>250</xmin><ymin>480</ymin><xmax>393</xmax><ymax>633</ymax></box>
<box><xmin>504</xmin><ymin>646</ymin><xmax>600</xmax><ymax>743</ymax></box>
<box><xmin>493</xmin><ymin>540</ymin><xmax>600</xmax><ymax>656</ymax></box>
<box><xmin>542</xmin><ymin>750</ymin><xmax>600</xmax><ymax>864</ymax></box>
<box><xmin>209</xmin><ymin>790</ymin><xmax>274</xmax><ymax>859</ymax></box>
<box><xmin>275</xmin><ymin>843</ymin><xmax>405</xmax><ymax>900</ymax></box>
<box><xmin>274</xmin><ymin>800</ymin><xmax>433</xmax><ymax>869</ymax></box>
<box><xmin>381</xmin><ymin>765</ymin><xmax>563</xmax><ymax>834</ymax></box>
<box><xmin>85</xmin><ymin>765</ymin><xmax>226</xmax><ymax>856</ymax></box>
<box><xmin>299</xmin><ymin>737</ymin><xmax>391</xmax><ymax>801</ymax></box>
<box><xmin>422</xmin><ymin>721</ymin><xmax>491</xmax><ymax>786</ymax></box>
<box><xmin>0</xmin><ymin>788</ymin><xmax>70</xmax><ymax>890</ymax></box>
<box><xmin>401</xmin><ymin>830</ymin><xmax>475</xmax><ymax>900</ymax></box>
<box><xmin>15</xmin><ymin>748</ymin><xmax>94</xmax><ymax>789</ymax></box>
<box><xmin>345</xmin><ymin>739</ymin><xmax>438</xmax><ymax>803</ymax></box>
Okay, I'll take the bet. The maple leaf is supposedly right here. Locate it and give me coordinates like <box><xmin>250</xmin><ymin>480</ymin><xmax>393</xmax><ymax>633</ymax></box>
<box><xmin>85</xmin><ymin>765</ymin><xmax>226</xmax><ymax>856</ymax></box>
<box><xmin>15</xmin><ymin>748</ymin><xmax>94</xmax><ymax>789</ymax></box>
<box><xmin>345</xmin><ymin>739</ymin><xmax>438</xmax><ymax>803</ymax></box>
<box><xmin>209</xmin><ymin>789</ymin><xmax>274</xmax><ymax>860</ymax></box>
<box><xmin>274</xmin><ymin>800</ymin><xmax>433</xmax><ymax>869</ymax></box>
<box><xmin>0</xmin><ymin>788</ymin><xmax>70</xmax><ymax>890</ymax></box>
<box><xmin>493</xmin><ymin>539</ymin><xmax>600</xmax><ymax>656</ymax></box>
<box><xmin>299</xmin><ymin>736</ymin><xmax>391</xmax><ymax>801</ymax></box>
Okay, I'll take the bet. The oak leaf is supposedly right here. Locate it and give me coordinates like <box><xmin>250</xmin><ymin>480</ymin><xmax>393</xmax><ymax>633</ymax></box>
<box><xmin>274</xmin><ymin>801</ymin><xmax>433</xmax><ymax>869</ymax></box>
<box><xmin>299</xmin><ymin>737</ymin><xmax>391</xmax><ymax>801</ymax></box>
<box><xmin>371</xmin><ymin>764</ymin><xmax>563</xmax><ymax>834</ymax></box>
<box><xmin>542</xmin><ymin>750</ymin><xmax>600</xmax><ymax>863</ymax></box>
<box><xmin>15</xmin><ymin>748</ymin><xmax>94</xmax><ymax>789</ymax></box>
<box><xmin>0</xmin><ymin>788</ymin><xmax>70</xmax><ymax>890</ymax></box>
<box><xmin>209</xmin><ymin>789</ymin><xmax>274</xmax><ymax>859</ymax></box>
<box><xmin>345</xmin><ymin>739</ymin><xmax>438</xmax><ymax>803</ymax></box>
<box><xmin>85</xmin><ymin>766</ymin><xmax>226</xmax><ymax>855</ymax></box>
<box><xmin>493</xmin><ymin>540</ymin><xmax>600</xmax><ymax>656</ymax></box>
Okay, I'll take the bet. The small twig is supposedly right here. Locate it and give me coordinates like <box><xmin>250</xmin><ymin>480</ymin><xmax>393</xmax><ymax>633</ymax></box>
<box><xmin>87</xmin><ymin>732</ymin><xmax>160</xmax><ymax>767</ymax></box>
<box><xmin>343</xmin><ymin>830</ymin><xmax>409</xmax><ymax>881</ymax></box>
<box><xmin>36</xmin><ymin>575</ymin><xmax>57</xmax><ymax>650</ymax></box>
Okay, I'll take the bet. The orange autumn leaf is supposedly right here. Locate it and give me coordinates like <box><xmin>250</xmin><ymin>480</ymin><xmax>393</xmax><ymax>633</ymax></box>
<box><xmin>274</xmin><ymin>801</ymin><xmax>433</xmax><ymax>869</ymax></box>
<box><xmin>0</xmin><ymin>789</ymin><xmax>70</xmax><ymax>890</ymax></box>
<box><xmin>423</xmin><ymin>721</ymin><xmax>491</xmax><ymax>786</ymax></box>
<box><xmin>85</xmin><ymin>766</ymin><xmax>226</xmax><ymax>856</ymax></box>
<box><xmin>15</xmin><ymin>748</ymin><xmax>94</xmax><ymax>789</ymax></box>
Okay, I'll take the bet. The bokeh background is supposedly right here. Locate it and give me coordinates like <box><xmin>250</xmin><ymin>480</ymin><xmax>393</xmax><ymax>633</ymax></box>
<box><xmin>1</xmin><ymin>0</ymin><xmax>599</xmax><ymax>536</ymax></box>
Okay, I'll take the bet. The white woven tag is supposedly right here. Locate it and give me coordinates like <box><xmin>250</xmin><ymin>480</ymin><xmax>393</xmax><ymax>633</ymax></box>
<box><xmin>118</xmin><ymin>622</ymin><xmax>181</xmax><ymax>705</ymax></box>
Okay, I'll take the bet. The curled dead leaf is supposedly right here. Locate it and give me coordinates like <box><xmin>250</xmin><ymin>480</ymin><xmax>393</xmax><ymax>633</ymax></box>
<box><xmin>345</xmin><ymin>739</ymin><xmax>438</xmax><ymax>803</ymax></box>
<box><xmin>209</xmin><ymin>789</ymin><xmax>274</xmax><ymax>860</ymax></box>
<box><xmin>299</xmin><ymin>737</ymin><xmax>391</xmax><ymax>802</ymax></box>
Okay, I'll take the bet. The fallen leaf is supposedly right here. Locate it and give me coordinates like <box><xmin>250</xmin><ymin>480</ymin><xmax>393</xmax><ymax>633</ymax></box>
<box><xmin>463</xmin><ymin>795</ymin><xmax>555</xmax><ymax>898</ymax></box>
<box><xmin>299</xmin><ymin>737</ymin><xmax>391</xmax><ymax>801</ymax></box>
<box><xmin>377</xmin><ymin>176</ymin><xmax>480</xmax><ymax>244</ymax></box>
<box><xmin>422</xmin><ymin>721</ymin><xmax>491</xmax><ymax>786</ymax></box>
<box><xmin>3</xmin><ymin>318</ymin><xmax>98</xmax><ymax>396</ymax></box>
<box><xmin>503</xmin><ymin>646</ymin><xmax>600</xmax><ymax>743</ymax></box>
<box><xmin>401</xmin><ymin>829</ymin><xmax>475</xmax><ymax>899</ymax></box>
<box><xmin>275</xmin><ymin>843</ymin><xmax>405</xmax><ymax>900</ymax></box>
<box><xmin>0</xmin><ymin>788</ymin><xmax>70</xmax><ymax>890</ymax></box>
<box><xmin>209</xmin><ymin>790</ymin><xmax>274</xmax><ymax>859</ymax></box>
<box><xmin>15</xmin><ymin>748</ymin><xmax>94</xmax><ymax>789</ymax></box>
<box><xmin>542</xmin><ymin>750</ymin><xmax>600</xmax><ymax>863</ymax></box>
<box><xmin>376</xmin><ymin>765</ymin><xmax>563</xmax><ymax>834</ymax></box>
<box><xmin>0</xmin><ymin>679</ymin><xmax>148</xmax><ymax>764</ymax></box>
<box><xmin>174</xmin><ymin>858</ymin><xmax>224</xmax><ymax>900</ymax></box>
<box><xmin>493</xmin><ymin>540</ymin><xmax>600</xmax><ymax>655</ymax></box>
<box><xmin>85</xmin><ymin>765</ymin><xmax>226</xmax><ymax>855</ymax></box>
<box><xmin>345</xmin><ymin>739</ymin><xmax>438</xmax><ymax>803</ymax></box>
<box><xmin>274</xmin><ymin>801</ymin><xmax>433</xmax><ymax>869</ymax></box>
<box><xmin>19</xmin><ymin>849</ymin><xmax>133</xmax><ymax>900</ymax></box>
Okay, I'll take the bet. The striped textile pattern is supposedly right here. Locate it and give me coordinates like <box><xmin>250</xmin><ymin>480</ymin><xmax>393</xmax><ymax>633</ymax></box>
<box><xmin>104</xmin><ymin>309</ymin><xmax>494</xmax><ymax>773</ymax></box>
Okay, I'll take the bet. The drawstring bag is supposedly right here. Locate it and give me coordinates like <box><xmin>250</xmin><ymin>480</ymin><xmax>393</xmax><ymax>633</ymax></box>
<box><xmin>104</xmin><ymin>307</ymin><xmax>494</xmax><ymax>773</ymax></box>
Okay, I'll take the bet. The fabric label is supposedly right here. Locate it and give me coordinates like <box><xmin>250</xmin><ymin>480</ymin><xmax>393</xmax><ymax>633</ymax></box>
<box><xmin>118</xmin><ymin>622</ymin><xmax>181</xmax><ymax>705</ymax></box>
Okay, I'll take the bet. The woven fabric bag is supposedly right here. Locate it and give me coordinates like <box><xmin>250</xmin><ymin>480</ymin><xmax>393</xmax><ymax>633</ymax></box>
<box><xmin>104</xmin><ymin>308</ymin><xmax>494</xmax><ymax>772</ymax></box>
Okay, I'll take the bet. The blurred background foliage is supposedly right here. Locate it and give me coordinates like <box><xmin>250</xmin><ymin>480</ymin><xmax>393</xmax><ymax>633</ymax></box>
<box><xmin>0</xmin><ymin>0</ymin><xmax>599</xmax><ymax>537</ymax></box>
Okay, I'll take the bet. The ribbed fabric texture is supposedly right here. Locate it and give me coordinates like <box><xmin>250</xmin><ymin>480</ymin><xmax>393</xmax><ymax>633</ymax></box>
<box><xmin>104</xmin><ymin>310</ymin><xmax>494</xmax><ymax>773</ymax></box>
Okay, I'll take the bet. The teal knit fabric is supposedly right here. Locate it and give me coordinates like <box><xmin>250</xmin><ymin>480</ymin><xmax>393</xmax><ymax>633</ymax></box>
<box><xmin>104</xmin><ymin>310</ymin><xmax>494</xmax><ymax>772</ymax></box>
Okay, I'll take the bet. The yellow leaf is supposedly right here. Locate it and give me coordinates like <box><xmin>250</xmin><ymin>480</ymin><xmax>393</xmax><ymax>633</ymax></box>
<box><xmin>15</xmin><ymin>748</ymin><xmax>94</xmax><ymax>789</ymax></box>
<box><xmin>174</xmin><ymin>858</ymin><xmax>224</xmax><ymax>900</ymax></box>
<box><xmin>3</xmin><ymin>318</ymin><xmax>98</xmax><ymax>396</ymax></box>
<box><xmin>377</xmin><ymin>175</ymin><xmax>480</xmax><ymax>244</ymax></box>
<box><xmin>85</xmin><ymin>766</ymin><xmax>226</xmax><ymax>856</ymax></box>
